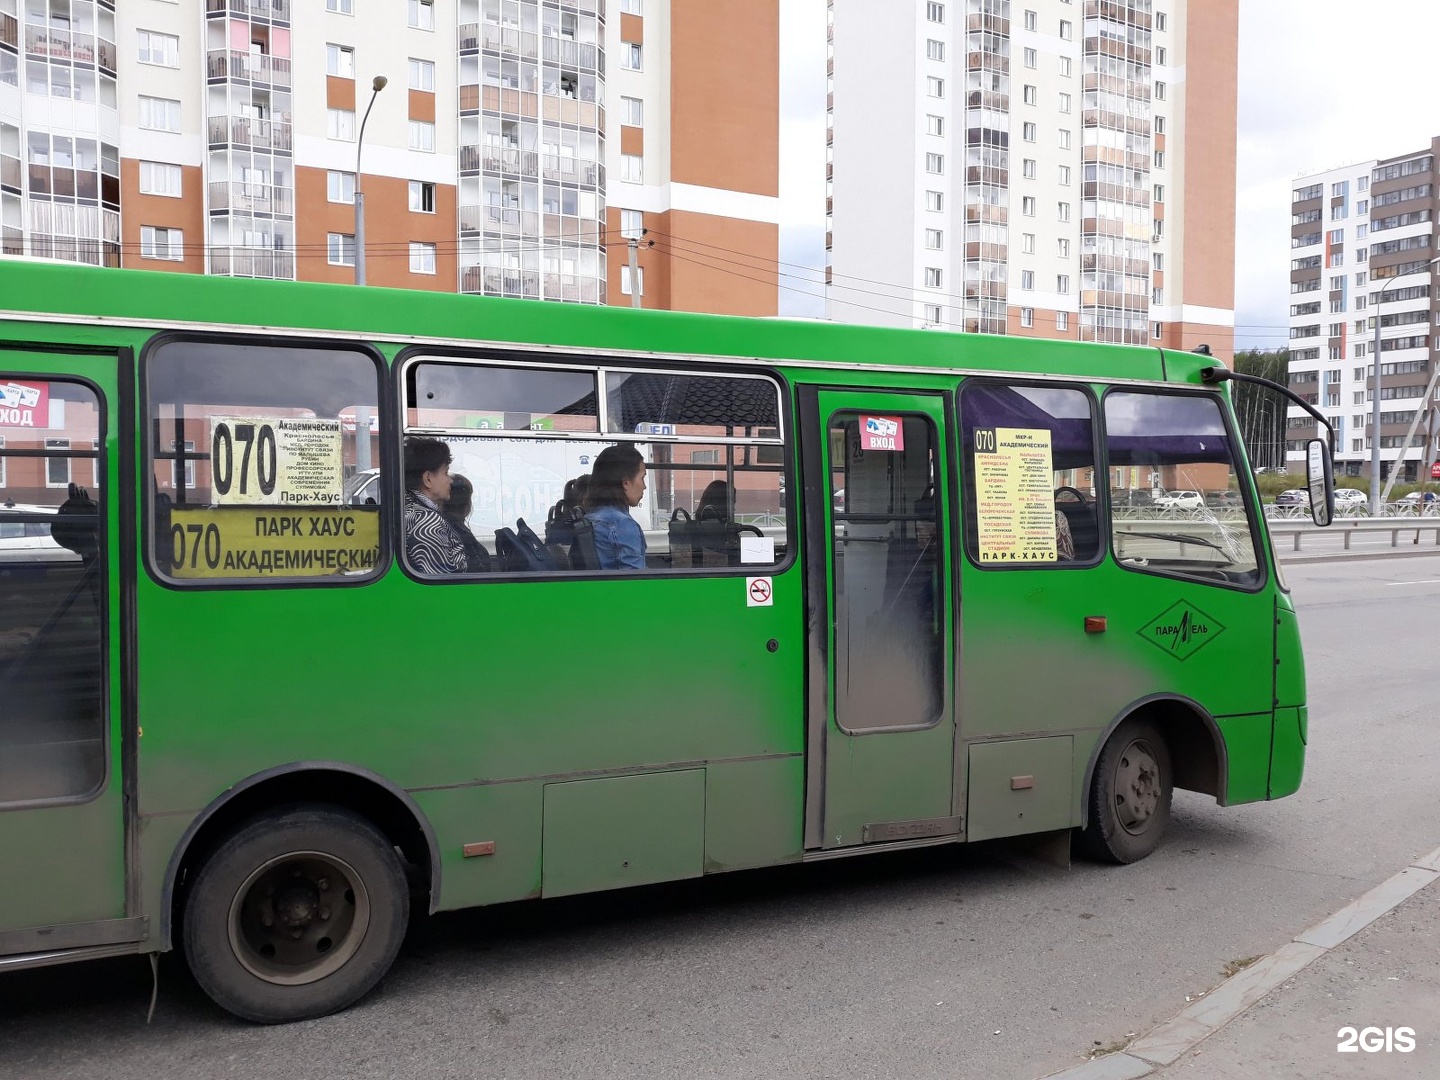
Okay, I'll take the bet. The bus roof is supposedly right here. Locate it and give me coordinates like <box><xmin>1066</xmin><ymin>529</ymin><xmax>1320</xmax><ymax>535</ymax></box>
<box><xmin>0</xmin><ymin>258</ymin><xmax>1215</xmax><ymax>386</ymax></box>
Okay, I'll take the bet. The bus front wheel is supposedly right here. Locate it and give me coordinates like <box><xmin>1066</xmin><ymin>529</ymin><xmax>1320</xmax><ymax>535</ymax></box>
<box><xmin>1079</xmin><ymin>717</ymin><xmax>1173</xmax><ymax>864</ymax></box>
<box><xmin>182</xmin><ymin>805</ymin><xmax>410</xmax><ymax>1023</ymax></box>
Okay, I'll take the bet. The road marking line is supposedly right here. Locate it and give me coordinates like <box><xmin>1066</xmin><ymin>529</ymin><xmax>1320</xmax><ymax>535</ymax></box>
<box><xmin>1385</xmin><ymin>578</ymin><xmax>1440</xmax><ymax>585</ymax></box>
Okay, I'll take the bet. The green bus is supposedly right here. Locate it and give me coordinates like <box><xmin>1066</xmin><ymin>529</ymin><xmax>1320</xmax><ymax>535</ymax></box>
<box><xmin>0</xmin><ymin>260</ymin><xmax>1329</xmax><ymax>1023</ymax></box>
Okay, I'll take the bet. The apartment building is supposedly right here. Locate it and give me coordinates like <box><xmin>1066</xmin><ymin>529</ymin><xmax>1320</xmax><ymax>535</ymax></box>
<box><xmin>1286</xmin><ymin>140</ymin><xmax>1440</xmax><ymax>481</ymax></box>
<box><xmin>0</xmin><ymin>0</ymin><xmax>778</xmax><ymax>315</ymax></box>
<box><xmin>825</xmin><ymin>0</ymin><xmax>1235</xmax><ymax>352</ymax></box>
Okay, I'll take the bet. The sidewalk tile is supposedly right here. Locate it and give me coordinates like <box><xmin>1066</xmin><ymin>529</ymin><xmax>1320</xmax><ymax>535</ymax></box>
<box><xmin>1295</xmin><ymin>866</ymin><xmax>1438</xmax><ymax>949</ymax></box>
<box><xmin>1126</xmin><ymin>941</ymin><xmax>1325</xmax><ymax>1066</ymax></box>
<box><xmin>1037</xmin><ymin>1052</ymin><xmax>1153</xmax><ymax>1080</ymax></box>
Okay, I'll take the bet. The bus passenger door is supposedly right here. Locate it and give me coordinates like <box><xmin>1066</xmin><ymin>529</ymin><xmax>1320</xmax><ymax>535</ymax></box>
<box><xmin>0</xmin><ymin>352</ymin><xmax>134</xmax><ymax>951</ymax></box>
<box><xmin>801</xmin><ymin>389</ymin><xmax>957</xmax><ymax>850</ymax></box>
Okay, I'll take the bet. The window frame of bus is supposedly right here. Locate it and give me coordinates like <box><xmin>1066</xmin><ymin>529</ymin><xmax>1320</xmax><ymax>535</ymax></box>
<box><xmin>1100</xmin><ymin>385</ymin><xmax>1267</xmax><ymax>593</ymax></box>
<box><xmin>140</xmin><ymin>332</ymin><xmax>391</xmax><ymax>590</ymax></box>
<box><xmin>0</xmin><ymin>374</ymin><xmax>109</xmax><ymax>808</ymax></box>
<box><xmin>958</xmin><ymin>376</ymin><xmax>1106</xmax><ymax>571</ymax></box>
<box><xmin>395</xmin><ymin>347</ymin><xmax>793</xmax><ymax>579</ymax></box>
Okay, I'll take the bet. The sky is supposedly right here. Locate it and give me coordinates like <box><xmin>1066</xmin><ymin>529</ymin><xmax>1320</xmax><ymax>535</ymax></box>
<box><xmin>777</xmin><ymin>0</ymin><xmax>1440</xmax><ymax>344</ymax></box>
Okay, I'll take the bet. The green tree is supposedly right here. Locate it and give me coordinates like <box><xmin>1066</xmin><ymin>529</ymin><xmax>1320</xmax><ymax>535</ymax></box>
<box><xmin>1231</xmin><ymin>348</ymin><xmax>1290</xmax><ymax>471</ymax></box>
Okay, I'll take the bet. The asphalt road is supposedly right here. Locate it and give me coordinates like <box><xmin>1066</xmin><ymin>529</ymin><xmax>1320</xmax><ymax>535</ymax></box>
<box><xmin>2</xmin><ymin>556</ymin><xmax>1437</xmax><ymax>1080</ymax></box>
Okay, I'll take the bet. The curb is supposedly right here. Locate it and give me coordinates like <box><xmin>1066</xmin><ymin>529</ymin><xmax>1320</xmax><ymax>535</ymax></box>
<box><xmin>1034</xmin><ymin>845</ymin><xmax>1440</xmax><ymax>1080</ymax></box>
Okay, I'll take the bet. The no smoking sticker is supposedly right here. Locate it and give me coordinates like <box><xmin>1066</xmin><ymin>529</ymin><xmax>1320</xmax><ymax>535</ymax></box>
<box><xmin>746</xmin><ymin>576</ymin><xmax>773</xmax><ymax>607</ymax></box>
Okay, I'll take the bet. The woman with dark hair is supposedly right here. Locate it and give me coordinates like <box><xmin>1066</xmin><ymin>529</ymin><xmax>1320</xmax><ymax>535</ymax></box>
<box><xmin>696</xmin><ymin>480</ymin><xmax>732</xmax><ymax>521</ymax></box>
<box><xmin>441</xmin><ymin>473</ymin><xmax>491</xmax><ymax>572</ymax></box>
<box><xmin>583</xmin><ymin>445</ymin><xmax>647</xmax><ymax>569</ymax></box>
<box><xmin>403</xmin><ymin>437</ymin><xmax>467</xmax><ymax>575</ymax></box>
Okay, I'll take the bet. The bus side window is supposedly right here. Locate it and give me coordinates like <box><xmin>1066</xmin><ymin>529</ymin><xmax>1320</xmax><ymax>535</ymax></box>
<box><xmin>959</xmin><ymin>380</ymin><xmax>1100</xmax><ymax>567</ymax></box>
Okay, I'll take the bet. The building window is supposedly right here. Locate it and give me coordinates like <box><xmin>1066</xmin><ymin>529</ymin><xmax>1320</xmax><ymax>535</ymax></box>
<box><xmin>1021</xmin><ymin>270</ymin><xmax>1034</xmax><ymax>290</ymax></box>
<box><xmin>327</xmin><ymin>0</ymin><xmax>354</xmax><ymax>12</ymax></box>
<box><xmin>1024</xmin><ymin>9</ymin><xmax>1037</xmax><ymax>30</ymax></box>
<box><xmin>408</xmin><ymin>58</ymin><xmax>435</xmax><ymax>91</ymax></box>
<box><xmin>620</xmin><ymin>96</ymin><xmax>644</xmax><ymax>127</ymax></box>
<box><xmin>926</xmin><ymin>190</ymin><xmax>944</xmax><ymax>212</ymax></box>
<box><xmin>1154</xmin><ymin>184</ymin><xmax>1165</xmax><ymax>202</ymax></box>
<box><xmin>139</xmin><ymin>161</ymin><xmax>182</xmax><ymax>198</ymax></box>
<box><xmin>1058</xmin><ymin>201</ymin><xmax>1070</xmax><ymax>222</ymax></box>
<box><xmin>1153</xmin><ymin>218</ymin><xmax>1164</xmax><ymax>238</ymax></box>
<box><xmin>327</xmin><ymin>171</ymin><xmax>355</xmax><ymax>203</ymax></box>
<box><xmin>1153</xmin><ymin>252</ymin><xmax>1164</xmax><ymax>271</ymax></box>
<box><xmin>1022</xmin><ymin>122</ymin><xmax>1036</xmax><ymax>142</ymax></box>
<box><xmin>925</xmin><ymin>267</ymin><xmax>943</xmax><ymax>288</ymax></box>
<box><xmin>326</xmin><ymin>44</ymin><xmax>355</xmax><ymax>79</ymax></box>
<box><xmin>927</xmin><ymin>2</ymin><xmax>945</xmax><ymax>22</ymax></box>
<box><xmin>408</xmin><ymin>120</ymin><xmax>435</xmax><ymax>152</ymax></box>
<box><xmin>1155</xmin><ymin>46</ymin><xmax>1167</xmax><ymax>65</ymax></box>
<box><xmin>1152</xmin><ymin>287</ymin><xmax>1164</xmax><ymax>305</ymax></box>
<box><xmin>1058</xmin><ymin>164</ymin><xmax>1070</xmax><ymax>185</ymax></box>
<box><xmin>1059</xmin><ymin>92</ymin><xmax>1071</xmax><ymax>113</ymax></box>
<box><xmin>1022</xmin><ymin>196</ymin><xmax>1036</xmax><ymax>217</ymax></box>
<box><xmin>137</xmin><ymin>30</ymin><xmax>179</xmax><ymax>68</ymax></box>
<box><xmin>1022</xmin><ymin>232</ymin><xmax>1035</xmax><ymax>254</ymax></box>
<box><xmin>1059</xmin><ymin>56</ymin><xmax>1071</xmax><ymax>77</ymax></box>
<box><xmin>138</xmin><ymin>96</ymin><xmax>182</xmax><ymax>132</ymax></box>
<box><xmin>409</xmin><ymin>242</ymin><xmax>437</xmax><ymax>275</ymax></box>
<box><xmin>1020</xmin><ymin>308</ymin><xmax>1034</xmax><ymax>328</ymax></box>
<box><xmin>1154</xmin><ymin>150</ymin><xmax>1165</xmax><ymax>169</ymax></box>
<box><xmin>1057</xmin><ymin>237</ymin><xmax>1070</xmax><ymax>257</ymax></box>
<box><xmin>621</xmin><ymin>43</ymin><xmax>643</xmax><ymax>70</ymax></box>
<box><xmin>926</xmin><ymin>39</ymin><xmax>945</xmax><ymax>61</ymax></box>
<box><xmin>1153</xmin><ymin>322</ymin><xmax>1163</xmax><ymax>340</ymax></box>
<box><xmin>1155</xmin><ymin>11</ymin><xmax>1167</xmax><ymax>30</ymax></box>
<box><xmin>45</xmin><ymin>438</ymin><xmax>71</xmax><ymax>488</ymax></box>
<box><xmin>1023</xmin><ymin>47</ymin><xmax>1037</xmax><ymax>68</ymax></box>
<box><xmin>1057</xmin><ymin>274</ymin><xmax>1070</xmax><ymax>294</ymax></box>
<box><xmin>1023</xmin><ymin>84</ymin><xmax>1037</xmax><ymax>105</ymax></box>
<box><xmin>1022</xmin><ymin>158</ymin><xmax>1037</xmax><ymax>179</ymax></box>
<box><xmin>925</xmin><ymin>152</ymin><xmax>944</xmax><ymax>175</ymax></box>
<box><xmin>1154</xmin><ymin>116</ymin><xmax>1166</xmax><ymax>135</ymax></box>
<box><xmin>924</xmin><ymin>304</ymin><xmax>944</xmax><ymax>325</ymax></box>
<box><xmin>621</xmin><ymin>0</ymin><xmax>642</xmax><ymax>12</ymax></box>
<box><xmin>408</xmin><ymin>180</ymin><xmax>436</xmax><ymax>213</ymax></box>
<box><xmin>621</xmin><ymin>265</ymin><xmax>644</xmax><ymax>297</ymax></box>
<box><xmin>1154</xmin><ymin>81</ymin><xmax>1166</xmax><ymax>100</ymax></box>
<box><xmin>1057</xmin><ymin>311</ymin><xmax>1069</xmax><ymax>331</ymax></box>
<box><xmin>620</xmin><ymin>154</ymin><xmax>643</xmax><ymax>183</ymax></box>
<box><xmin>926</xmin><ymin>114</ymin><xmax>945</xmax><ymax>137</ymax></box>
<box><xmin>140</xmin><ymin>226</ymin><xmax>183</xmax><ymax>261</ymax></box>
<box><xmin>171</xmin><ymin>440</ymin><xmax>196</xmax><ymax>490</ymax></box>
<box><xmin>328</xmin><ymin>233</ymin><xmax>356</xmax><ymax>266</ymax></box>
<box><xmin>925</xmin><ymin>228</ymin><xmax>943</xmax><ymax>250</ymax></box>
<box><xmin>1058</xmin><ymin>129</ymin><xmax>1071</xmax><ymax>149</ymax></box>
<box><xmin>1059</xmin><ymin>19</ymin><xmax>1072</xmax><ymax>39</ymax></box>
<box><xmin>927</xmin><ymin>76</ymin><xmax>945</xmax><ymax>98</ymax></box>
<box><xmin>620</xmin><ymin>209</ymin><xmax>644</xmax><ymax>239</ymax></box>
<box><xmin>408</xmin><ymin>0</ymin><xmax>434</xmax><ymax>30</ymax></box>
<box><xmin>327</xmin><ymin>108</ymin><xmax>356</xmax><ymax>141</ymax></box>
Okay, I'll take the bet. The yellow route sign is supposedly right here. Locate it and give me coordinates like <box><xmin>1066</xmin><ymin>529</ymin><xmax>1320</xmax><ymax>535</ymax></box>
<box><xmin>165</xmin><ymin>506</ymin><xmax>380</xmax><ymax>579</ymax></box>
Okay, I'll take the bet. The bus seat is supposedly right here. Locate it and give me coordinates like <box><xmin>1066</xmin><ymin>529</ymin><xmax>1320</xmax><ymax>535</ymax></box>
<box><xmin>569</xmin><ymin>516</ymin><xmax>599</xmax><ymax>571</ymax></box>
<box><xmin>1056</xmin><ymin>501</ymin><xmax>1099</xmax><ymax>560</ymax></box>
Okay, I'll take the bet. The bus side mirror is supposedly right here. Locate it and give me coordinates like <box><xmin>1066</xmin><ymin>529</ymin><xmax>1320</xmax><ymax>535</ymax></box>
<box><xmin>1306</xmin><ymin>438</ymin><xmax>1332</xmax><ymax>527</ymax></box>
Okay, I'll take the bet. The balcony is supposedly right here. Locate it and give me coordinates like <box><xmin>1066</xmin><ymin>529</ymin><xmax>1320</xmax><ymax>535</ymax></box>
<box><xmin>459</xmin><ymin>266</ymin><xmax>542</xmax><ymax>298</ymax></box>
<box><xmin>542</xmin><ymin>155</ymin><xmax>603</xmax><ymax>188</ymax></box>
<box><xmin>209</xmin><ymin>115</ymin><xmax>293</xmax><ymax>151</ymax></box>
<box><xmin>552</xmin><ymin>0</ymin><xmax>605</xmax><ymax>15</ymax></box>
<box><xmin>966</xmin><ymin>12</ymin><xmax>1010</xmax><ymax>33</ymax></box>
<box><xmin>541</xmin><ymin>36</ymin><xmax>598</xmax><ymax>70</ymax></box>
<box><xmin>208</xmin><ymin>180</ymin><xmax>294</xmax><ymax>216</ymax></box>
<box><xmin>2</xmin><ymin>12</ymin><xmax>18</xmax><ymax>49</ymax></box>
<box><xmin>460</xmin><ymin>204</ymin><xmax>539</xmax><ymax>236</ymax></box>
<box><xmin>479</xmin><ymin>84</ymin><xmax>540</xmax><ymax>118</ymax></box>
<box><xmin>543</xmin><ymin>273</ymin><xmax>600</xmax><ymax>303</ymax></box>
<box><xmin>465</xmin><ymin>145</ymin><xmax>539</xmax><ymax>178</ymax></box>
<box><xmin>1</xmin><ymin>154</ymin><xmax>20</xmax><ymax>192</ymax></box>
<box><xmin>966</xmin><ymin>165</ymin><xmax>1009</xmax><ymax>185</ymax></box>
<box><xmin>1085</xmin><ymin>0</ymin><xmax>1152</xmax><ymax>29</ymax></box>
<box><xmin>208</xmin><ymin>245</ymin><xmax>295</xmax><ymax>280</ymax></box>
<box><xmin>206</xmin><ymin>0</ymin><xmax>291</xmax><ymax>19</ymax></box>
<box><xmin>1</xmin><ymin>227</ymin><xmax>21</xmax><ymax>257</ymax></box>
<box><xmin>207</xmin><ymin>48</ymin><xmax>291</xmax><ymax>87</ymax></box>
<box><xmin>540</xmin><ymin>94</ymin><xmax>599</xmax><ymax>128</ymax></box>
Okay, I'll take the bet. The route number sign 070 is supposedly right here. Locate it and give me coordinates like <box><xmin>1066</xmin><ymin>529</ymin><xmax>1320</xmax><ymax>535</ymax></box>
<box><xmin>212</xmin><ymin>421</ymin><xmax>278</xmax><ymax>500</ymax></box>
<box><xmin>208</xmin><ymin>416</ymin><xmax>345</xmax><ymax>507</ymax></box>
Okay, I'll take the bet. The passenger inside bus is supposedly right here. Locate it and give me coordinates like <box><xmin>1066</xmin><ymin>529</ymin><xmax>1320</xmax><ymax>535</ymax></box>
<box><xmin>403</xmin><ymin>437</ymin><xmax>468</xmax><ymax>575</ymax></box>
<box><xmin>441</xmin><ymin>474</ymin><xmax>491</xmax><ymax>573</ymax></box>
<box><xmin>583</xmin><ymin>445</ymin><xmax>647</xmax><ymax>569</ymax></box>
<box><xmin>696</xmin><ymin>480</ymin><xmax>732</xmax><ymax>521</ymax></box>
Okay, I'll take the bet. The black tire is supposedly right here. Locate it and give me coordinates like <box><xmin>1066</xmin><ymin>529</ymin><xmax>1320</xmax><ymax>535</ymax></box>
<box><xmin>1078</xmin><ymin>717</ymin><xmax>1173</xmax><ymax>864</ymax></box>
<box><xmin>182</xmin><ymin>805</ymin><xmax>410</xmax><ymax>1023</ymax></box>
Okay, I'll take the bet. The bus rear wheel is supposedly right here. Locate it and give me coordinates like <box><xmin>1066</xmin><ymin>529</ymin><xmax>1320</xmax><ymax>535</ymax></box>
<box><xmin>182</xmin><ymin>805</ymin><xmax>410</xmax><ymax>1023</ymax></box>
<box><xmin>1079</xmin><ymin>717</ymin><xmax>1173</xmax><ymax>864</ymax></box>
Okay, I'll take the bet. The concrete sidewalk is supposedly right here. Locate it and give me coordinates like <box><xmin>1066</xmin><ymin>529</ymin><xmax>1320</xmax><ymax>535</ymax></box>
<box><xmin>1037</xmin><ymin>847</ymin><xmax>1440</xmax><ymax>1080</ymax></box>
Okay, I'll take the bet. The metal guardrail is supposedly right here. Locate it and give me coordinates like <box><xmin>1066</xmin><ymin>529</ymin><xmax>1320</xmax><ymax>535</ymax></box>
<box><xmin>1268</xmin><ymin>517</ymin><xmax>1440</xmax><ymax>552</ymax></box>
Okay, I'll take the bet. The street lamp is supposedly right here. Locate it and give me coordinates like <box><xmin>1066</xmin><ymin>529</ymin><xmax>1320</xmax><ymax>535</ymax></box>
<box><xmin>1369</xmin><ymin>253</ymin><xmax>1440</xmax><ymax>513</ymax></box>
<box><xmin>354</xmin><ymin>74</ymin><xmax>387</xmax><ymax>287</ymax></box>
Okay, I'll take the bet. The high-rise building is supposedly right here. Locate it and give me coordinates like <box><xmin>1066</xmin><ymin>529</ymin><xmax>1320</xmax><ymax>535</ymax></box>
<box><xmin>825</xmin><ymin>0</ymin><xmax>1235</xmax><ymax>353</ymax></box>
<box><xmin>0</xmin><ymin>0</ymin><xmax>779</xmax><ymax>315</ymax></box>
<box><xmin>1286</xmin><ymin>141</ymin><xmax>1440</xmax><ymax>481</ymax></box>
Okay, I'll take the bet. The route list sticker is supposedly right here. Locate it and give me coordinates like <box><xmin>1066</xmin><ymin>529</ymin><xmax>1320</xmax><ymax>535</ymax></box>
<box><xmin>973</xmin><ymin>426</ymin><xmax>1058</xmax><ymax>562</ymax></box>
<box><xmin>209</xmin><ymin>416</ymin><xmax>345</xmax><ymax>507</ymax></box>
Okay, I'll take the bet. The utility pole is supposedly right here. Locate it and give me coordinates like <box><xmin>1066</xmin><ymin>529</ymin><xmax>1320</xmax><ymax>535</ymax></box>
<box><xmin>627</xmin><ymin>235</ymin><xmax>641</xmax><ymax>308</ymax></box>
<box><xmin>354</xmin><ymin>75</ymin><xmax>388</xmax><ymax>289</ymax></box>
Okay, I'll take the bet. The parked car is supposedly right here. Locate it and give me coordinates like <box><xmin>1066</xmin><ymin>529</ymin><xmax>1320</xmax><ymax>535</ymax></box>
<box><xmin>1397</xmin><ymin>491</ymin><xmax>1436</xmax><ymax>506</ymax></box>
<box><xmin>1333</xmin><ymin>488</ymin><xmax>1368</xmax><ymax>506</ymax></box>
<box><xmin>1204</xmin><ymin>490</ymin><xmax>1242</xmax><ymax>508</ymax></box>
<box><xmin>1153</xmin><ymin>489</ymin><xmax>1203</xmax><ymax>510</ymax></box>
<box><xmin>0</xmin><ymin>504</ymin><xmax>67</xmax><ymax>565</ymax></box>
<box><xmin>1111</xmin><ymin>488</ymin><xmax>1155</xmax><ymax>508</ymax></box>
<box><xmin>1273</xmin><ymin>489</ymin><xmax>1311</xmax><ymax>507</ymax></box>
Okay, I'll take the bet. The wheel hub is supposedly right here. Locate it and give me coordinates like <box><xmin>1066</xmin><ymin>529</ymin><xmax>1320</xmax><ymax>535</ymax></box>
<box><xmin>1113</xmin><ymin>739</ymin><xmax>1161</xmax><ymax>834</ymax></box>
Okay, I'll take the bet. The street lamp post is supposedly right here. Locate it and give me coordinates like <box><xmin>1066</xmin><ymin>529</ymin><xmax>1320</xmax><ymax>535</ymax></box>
<box><xmin>1369</xmin><ymin>253</ymin><xmax>1440</xmax><ymax>513</ymax></box>
<box><xmin>354</xmin><ymin>74</ymin><xmax>388</xmax><ymax>288</ymax></box>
